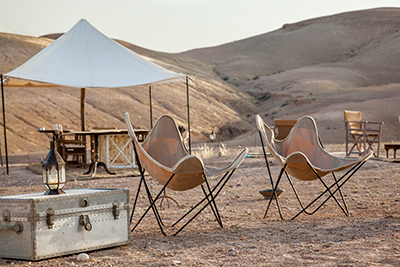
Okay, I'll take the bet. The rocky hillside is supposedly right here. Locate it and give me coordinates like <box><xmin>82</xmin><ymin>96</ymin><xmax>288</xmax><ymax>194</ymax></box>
<box><xmin>1</xmin><ymin>7</ymin><xmax>400</xmax><ymax>154</ymax></box>
<box><xmin>177</xmin><ymin>7</ymin><xmax>400</xmax><ymax>143</ymax></box>
<box><xmin>0</xmin><ymin>33</ymin><xmax>258</xmax><ymax>154</ymax></box>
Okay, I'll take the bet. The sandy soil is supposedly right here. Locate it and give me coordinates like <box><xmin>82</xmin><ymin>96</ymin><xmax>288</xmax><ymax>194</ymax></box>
<box><xmin>0</xmin><ymin>144</ymin><xmax>399</xmax><ymax>266</ymax></box>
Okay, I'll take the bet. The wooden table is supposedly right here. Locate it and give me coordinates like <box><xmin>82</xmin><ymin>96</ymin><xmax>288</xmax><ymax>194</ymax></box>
<box><xmin>383</xmin><ymin>143</ymin><xmax>400</xmax><ymax>158</ymax></box>
<box><xmin>68</xmin><ymin>129</ymin><xmax>148</xmax><ymax>177</ymax></box>
<box><xmin>97</xmin><ymin>129</ymin><xmax>149</xmax><ymax>169</ymax></box>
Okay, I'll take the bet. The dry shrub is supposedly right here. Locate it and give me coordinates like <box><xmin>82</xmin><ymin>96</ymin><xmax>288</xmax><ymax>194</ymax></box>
<box><xmin>194</xmin><ymin>144</ymin><xmax>214</xmax><ymax>158</ymax></box>
<box><xmin>218</xmin><ymin>143</ymin><xmax>229</xmax><ymax>156</ymax></box>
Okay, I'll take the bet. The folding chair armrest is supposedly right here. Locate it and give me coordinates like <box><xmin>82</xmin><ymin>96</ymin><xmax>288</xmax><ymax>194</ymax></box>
<box><xmin>365</xmin><ymin>129</ymin><xmax>381</xmax><ymax>133</ymax></box>
<box><xmin>365</xmin><ymin>121</ymin><xmax>383</xmax><ymax>133</ymax></box>
<box><xmin>365</xmin><ymin>121</ymin><xmax>384</xmax><ymax>125</ymax></box>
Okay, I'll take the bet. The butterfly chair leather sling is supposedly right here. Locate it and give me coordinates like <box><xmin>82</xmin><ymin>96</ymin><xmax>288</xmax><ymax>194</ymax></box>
<box><xmin>256</xmin><ymin>115</ymin><xmax>372</xmax><ymax>220</ymax></box>
<box><xmin>125</xmin><ymin>113</ymin><xmax>248</xmax><ymax>236</ymax></box>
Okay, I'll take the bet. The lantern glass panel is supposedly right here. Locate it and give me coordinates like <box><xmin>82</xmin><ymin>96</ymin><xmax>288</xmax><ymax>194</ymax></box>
<box><xmin>48</xmin><ymin>166</ymin><xmax>59</xmax><ymax>190</ymax></box>
<box><xmin>42</xmin><ymin>167</ymin><xmax>47</xmax><ymax>185</ymax></box>
<box><xmin>59</xmin><ymin>166</ymin><xmax>66</xmax><ymax>188</ymax></box>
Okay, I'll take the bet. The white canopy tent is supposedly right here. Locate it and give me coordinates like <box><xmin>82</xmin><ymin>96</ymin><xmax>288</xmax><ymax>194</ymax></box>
<box><xmin>1</xmin><ymin>19</ymin><xmax>191</xmax><ymax>174</ymax></box>
<box><xmin>4</xmin><ymin>19</ymin><xmax>185</xmax><ymax>88</ymax></box>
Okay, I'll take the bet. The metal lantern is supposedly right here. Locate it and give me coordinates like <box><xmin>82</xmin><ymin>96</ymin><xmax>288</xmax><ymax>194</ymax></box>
<box><xmin>42</xmin><ymin>142</ymin><xmax>66</xmax><ymax>195</ymax></box>
<box><xmin>209</xmin><ymin>131</ymin><xmax>216</xmax><ymax>141</ymax></box>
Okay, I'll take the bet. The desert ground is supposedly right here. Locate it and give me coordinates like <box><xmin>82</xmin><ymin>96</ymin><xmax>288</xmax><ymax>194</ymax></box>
<box><xmin>0</xmin><ymin>142</ymin><xmax>399</xmax><ymax>266</ymax></box>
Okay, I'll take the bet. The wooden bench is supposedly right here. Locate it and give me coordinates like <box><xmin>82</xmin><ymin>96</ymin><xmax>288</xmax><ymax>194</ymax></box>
<box><xmin>383</xmin><ymin>143</ymin><xmax>400</xmax><ymax>158</ymax></box>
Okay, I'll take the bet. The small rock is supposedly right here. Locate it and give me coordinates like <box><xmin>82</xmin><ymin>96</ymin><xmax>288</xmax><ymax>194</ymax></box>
<box><xmin>77</xmin><ymin>253</ymin><xmax>90</xmax><ymax>261</ymax></box>
<box><xmin>162</xmin><ymin>251</ymin><xmax>175</xmax><ymax>257</ymax></box>
<box><xmin>172</xmin><ymin>260</ymin><xmax>181</xmax><ymax>265</ymax></box>
<box><xmin>228</xmin><ymin>248</ymin><xmax>238</xmax><ymax>255</ymax></box>
<box><xmin>322</xmin><ymin>242</ymin><xmax>333</xmax><ymax>249</ymax></box>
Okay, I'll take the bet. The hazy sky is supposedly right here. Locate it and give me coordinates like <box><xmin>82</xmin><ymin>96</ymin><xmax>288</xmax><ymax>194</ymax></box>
<box><xmin>1</xmin><ymin>0</ymin><xmax>399</xmax><ymax>53</ymax></box>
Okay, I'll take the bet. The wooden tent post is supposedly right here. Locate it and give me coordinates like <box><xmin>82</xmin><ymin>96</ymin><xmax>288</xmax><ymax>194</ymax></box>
<box><xmin>149</xmin><ymin>86</ymin><xmax>153</xmax><ymax>129</ymax></box>
<box><xmin>81</xmin><ymin>88</ymin><xmax>85</xmax><ymax>131</ymax></box>
<box><xmin>186</xmin><ymin>76</ymin><xmax>191</xmax><ymax>154</ymax></box>
<box><xmin>1</xmin><ymin>74</ymin><xmax>9</xmax><ymax>174</ymax></box>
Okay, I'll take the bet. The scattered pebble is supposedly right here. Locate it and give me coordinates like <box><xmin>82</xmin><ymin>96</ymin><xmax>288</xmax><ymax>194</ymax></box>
<box><xmin>228</xmin><ymin>248</ymin><xmax>238</xmax><ymax>256</ymax></box>
<box><xmin>161</xmin><ymin>251</ymin><xmax>175</xmax><ymax>257</ymax></box>
<box><xmin>323</xmin><ymin>242</ymin><xmax>334</xmax><ymax>248</ymax></box>
<box><xmin>77</xmin><ymin>253</ymin><xmax>90</xmax><ymax>261</ymax></box>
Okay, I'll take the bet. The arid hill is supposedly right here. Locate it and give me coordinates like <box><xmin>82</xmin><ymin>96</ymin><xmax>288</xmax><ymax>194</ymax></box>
<box><xmin>1</xmin><ymin>7</ymin><xmax>400</xmax><ymax>155</ymax></box>
<box><xmin>177</xmin><ymin>7</ymin><xmax>400</xmax><ymax>143</ymax></box>
<box><xmin>0</xmin><ymin>35</ymin><xmax>258</xmax><ymax>154</ymax></box>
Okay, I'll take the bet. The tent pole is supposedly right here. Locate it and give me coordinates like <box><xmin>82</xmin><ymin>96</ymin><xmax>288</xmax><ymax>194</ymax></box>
<box><xmin>81</xmin><ymin>88</ymin><xmax>86</xmax><ymax>131</ymax></box>
<box><xmin>186</xmin><ymin>76</ymin><xmax>191</xmax><ymax>154</ymax></box>
<box><xmin>1</xmin><ymin>74</ymin><xmax>9</xmax><ymax>174</ymax></box>
<box><xmin>0</xmin><ymin>130</ymin><xmax>2</xmax><ymax>166</ymax></box>
<box><xmin>149</xmin><ymin>86</ymin><xmax>153</xmax><ymax>129</ymax></box>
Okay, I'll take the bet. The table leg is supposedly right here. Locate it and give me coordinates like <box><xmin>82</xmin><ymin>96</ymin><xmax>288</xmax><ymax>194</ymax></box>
<box><xmin>84</xmin><ymin>134</ymin><xmax>115</xmax><ymax>176</ymax></box>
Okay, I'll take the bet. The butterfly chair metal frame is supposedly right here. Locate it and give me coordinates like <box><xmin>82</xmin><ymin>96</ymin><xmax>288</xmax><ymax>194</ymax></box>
<box><xmin>125</xmin><ymin>113</ymin><xmax>248</xmax><ymax>236</ymax></box>
<box><xmin>256</xmin><ymin>115</ymin><xmax>372</xmax><ymax>221</ymax></box>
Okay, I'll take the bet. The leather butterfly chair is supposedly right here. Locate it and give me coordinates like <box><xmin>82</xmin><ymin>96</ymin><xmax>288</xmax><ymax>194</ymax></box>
<box><xmin>125</xmin><ymin>112</ymin><xmax>248</xmax><ymax>236</ymax></box>
<box><xmin>256</xmin><ymin>115</ymin><xmax>372</xmax><ymax>220</ymax></box>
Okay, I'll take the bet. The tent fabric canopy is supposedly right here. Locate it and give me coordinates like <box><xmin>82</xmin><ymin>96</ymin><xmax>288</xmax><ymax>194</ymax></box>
<box><xmin>0</xmin><ymin>19</ymin><xmax>191</xmax><ymax>175</ymax></box>
<box><xmin>3</xmin><ymin>19</ymin><xmax>185</xmax><ymax>88</ymax></box>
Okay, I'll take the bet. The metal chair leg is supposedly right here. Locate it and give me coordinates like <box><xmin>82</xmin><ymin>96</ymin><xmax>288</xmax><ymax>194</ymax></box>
<box><xmin>172</xmin><ymin>170</ymin><xmax>235</xmax><ymax>236</ymax></box>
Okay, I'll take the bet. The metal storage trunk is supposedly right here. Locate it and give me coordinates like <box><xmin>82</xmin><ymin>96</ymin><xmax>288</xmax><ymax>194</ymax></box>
<box><xmin>0</xmin><ymin>188</ymin><xmax>130</xmax><ymax>261</ymax></box>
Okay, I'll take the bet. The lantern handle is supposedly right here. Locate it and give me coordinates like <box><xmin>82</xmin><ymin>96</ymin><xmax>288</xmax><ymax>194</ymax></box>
<box><xmin>50</xmin><ymin>139</ymin><xmax>55</xmax><ymax>150</ymax></box>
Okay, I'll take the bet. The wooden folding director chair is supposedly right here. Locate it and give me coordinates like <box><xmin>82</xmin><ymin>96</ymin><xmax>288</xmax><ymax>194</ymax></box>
<box><xmin>344</xmin><ymin>110</ymin><xmax>383</xmax><ymax>157</ymax></box>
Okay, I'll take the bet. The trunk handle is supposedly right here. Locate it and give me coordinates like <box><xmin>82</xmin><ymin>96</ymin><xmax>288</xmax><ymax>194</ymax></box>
<box><xmin>0</xmin><ymin>222</ymin><xmax>23</xmax><ymax>234</ymax></box>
